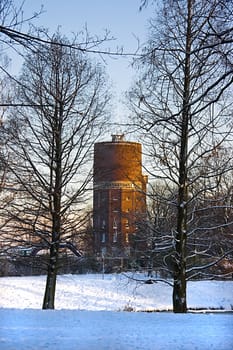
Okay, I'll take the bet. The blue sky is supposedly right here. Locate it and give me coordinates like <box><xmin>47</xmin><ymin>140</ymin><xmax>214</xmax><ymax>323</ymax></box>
<box><xmin>11</xmin><ymin>0</ymin><xmax>153</xmax><ymax>125</ymax></box>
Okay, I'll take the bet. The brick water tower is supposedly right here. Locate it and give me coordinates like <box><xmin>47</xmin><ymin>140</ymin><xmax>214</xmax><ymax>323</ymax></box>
<box><xmin>93</xmin><ymin>134</ymin><xmax>147</xmax><ymax>256</ymax></box>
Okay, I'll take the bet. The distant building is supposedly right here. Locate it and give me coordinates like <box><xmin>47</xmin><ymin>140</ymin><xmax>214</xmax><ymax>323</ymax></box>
<box><xmin>93</xmin><ymin>134</ymin><xmax>147</xmax><ymax>256</ymax></box>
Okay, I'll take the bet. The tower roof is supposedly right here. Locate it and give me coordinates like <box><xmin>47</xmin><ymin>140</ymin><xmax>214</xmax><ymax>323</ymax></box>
<box><xmin>111</xmin><ymin>134</ymin><xmax>125</xmax><ymax>142</ymax></box>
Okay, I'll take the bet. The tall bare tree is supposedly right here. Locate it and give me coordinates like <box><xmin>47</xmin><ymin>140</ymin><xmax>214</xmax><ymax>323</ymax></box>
<box><xmin>129</xmin><ymin>0</ymin><xmax>233</xmax><ymax>312</ymax></box>
<box><xmin>3</xmin><ymin>32</ymin><xmax>111</xmax><ymax>309</ymax></box>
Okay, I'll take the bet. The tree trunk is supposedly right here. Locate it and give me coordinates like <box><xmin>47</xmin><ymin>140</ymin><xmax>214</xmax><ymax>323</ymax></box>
<box><xmin>42</xmin><ymin>242</ymin><xmax>59</xmax><ymax>309</ymax></box>
<box><xmin>42</xmin><ymin>97</ymin><xmax>62</xmax><ymax>309</ymax></box>
<box><xmin>172</xmin><ymin>0</ymin><xmax>192</xmax><ymax>313</ymax></box>
<box><xmin>172</xmin><ymin>209</ymin><xmax>187</xmax><ymax>312</ymax></box>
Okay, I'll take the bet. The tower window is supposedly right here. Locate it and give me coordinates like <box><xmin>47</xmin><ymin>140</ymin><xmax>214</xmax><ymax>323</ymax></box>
<box><xmin>101</xmin><ymin>233</ymin><xmax>106</xmax><ymax>243</ymax></box>
<box><xmin>113</xmin><ymin>218</ymin><xmax>118</xmax><ymax>229</ymax></box>
<box><xmin>113</xmin><ymin>231</ymin><xmax>117</xmax><ymax>243</ymax></box>
<box><xmin>101</xmin><ymin>247</ymin><xmax>107</xmax><ymax>256</ymax></box>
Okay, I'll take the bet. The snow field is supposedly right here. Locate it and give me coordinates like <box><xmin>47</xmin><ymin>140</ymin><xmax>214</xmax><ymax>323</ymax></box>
<box><xmin>0</xmin><ymin>273</ymin><xmax>232</xmax><ymax>311</ymax></box>
<box><xmin>0</xmin><ymin>274</ymin><xmax>233</xmax><ymax>350</ymax></box>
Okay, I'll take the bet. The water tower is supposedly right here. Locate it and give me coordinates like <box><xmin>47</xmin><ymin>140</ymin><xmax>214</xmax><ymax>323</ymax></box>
<box><xmin>93</xmin><ymin>134</ymin><xmax>147</xmax><ymax>256</ymax></box>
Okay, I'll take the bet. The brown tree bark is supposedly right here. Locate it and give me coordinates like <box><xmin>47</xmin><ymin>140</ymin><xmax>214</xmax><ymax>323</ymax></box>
<box><xmin>172</xmin><ymin>0</ymin><xmax>192</xmax><ymax>314</ymax></box>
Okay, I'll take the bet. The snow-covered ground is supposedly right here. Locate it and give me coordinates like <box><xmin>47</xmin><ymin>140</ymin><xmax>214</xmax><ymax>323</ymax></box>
<box><xmin>0</xmin><ymin>273</ymin><xmax>233</xmax><ymax>311</ymax></box>
<box><xmin>0</xmin><ymin>273</ymin><xmax>233</xmax><ymax>349</ymax></box>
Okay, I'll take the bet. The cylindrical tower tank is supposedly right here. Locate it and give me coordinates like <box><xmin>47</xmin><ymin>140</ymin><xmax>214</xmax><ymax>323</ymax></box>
<box><xmin>94</xmin><ymin>134</ymin><xmax>143</xmax><ymax>184</ymax></box>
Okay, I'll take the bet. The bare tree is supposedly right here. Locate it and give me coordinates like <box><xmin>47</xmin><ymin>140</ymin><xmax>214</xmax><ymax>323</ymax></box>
<box><xmin>0</xmin><ymin>0</ymin><xmax>42</xmax><ymax>199</ymax></box>
<box><xmin>3</xmin><ymin>31</ymin><xmax>111</xmax><ymax>309</ymax></box>
<box><xmin>129</xmin><ymin>0</ymin><xmax>233</xmax><ymax>312</ymax></box>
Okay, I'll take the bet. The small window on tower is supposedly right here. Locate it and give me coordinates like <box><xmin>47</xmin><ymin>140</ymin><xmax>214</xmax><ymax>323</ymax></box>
<box><xmin>113</xmin><ymin>218</ymin><xmax>117</xmax><ymax>230</ymax></box>
<box><xmin>101</xmin><ymin>233</ymin><xmax>106</xmax><ymax>243</ymax></box>
<box><xmin>113</xmin><ymin>231</ymin><xmax>117</xmax><ymax>243</ymax></box>
<box><xmin>101</xmin><ymin>247</ymin><xmax>106</xmax><ymax>256</ymax></box>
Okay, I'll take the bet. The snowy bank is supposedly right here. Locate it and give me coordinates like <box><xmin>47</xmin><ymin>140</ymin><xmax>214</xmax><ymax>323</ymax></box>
<box><xmin>0</xmin><ymin>273</ymin><xmax>233</xmax><ymax>311</ymax></box>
